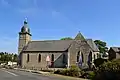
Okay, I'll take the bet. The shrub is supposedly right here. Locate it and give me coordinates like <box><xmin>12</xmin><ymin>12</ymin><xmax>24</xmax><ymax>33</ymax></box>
<box><xmin>93</xmin><ymin>59</ymin><xmax>120</xmax><ymax>80</ymax></box>
<box><xmin>88</xmin><ymin>71</ymin><xmax>95</xmax><ymax>79</ymax></box>
<box><xmin>94</xmin><ymin>58</ymin><xmax>107</xmax><ymax>67</ymax></box>
<box><xmin>54</xmin><ymin>69</ymin><xmax>61</xmax><ymax>74</ymax></box>
<box><xmin>54</xmin><ymin>65</ymin><xmax>82</xmax><ymax>77</ymax></box>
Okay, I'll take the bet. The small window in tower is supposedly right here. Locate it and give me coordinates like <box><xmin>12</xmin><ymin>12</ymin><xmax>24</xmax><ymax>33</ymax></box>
<box><xmin>38</xmin><ymin>54</ymin><xmax>41</xmax><ymax>62</ymax></box>
<box><xmin>27</xmin><ymin>54</ymin><xmax>29</xmax><ymax>62</ymax></box>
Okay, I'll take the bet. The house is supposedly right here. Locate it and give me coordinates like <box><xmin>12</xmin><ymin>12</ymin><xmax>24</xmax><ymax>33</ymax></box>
<box><xmin>18</xmin><ymin>20</ymin><xmax>100</xmax><ymax>70</ymax></box>
<box><xmin>108</xmin><ymin>47</ymin><xmax>120</xmax><ymax>60</ymax></box>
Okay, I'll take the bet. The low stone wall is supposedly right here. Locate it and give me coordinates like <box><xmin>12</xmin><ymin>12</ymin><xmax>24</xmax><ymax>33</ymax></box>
<box><xmin>21</xmin><ymin>66</ymin><xmax>64</xmax><ymax>72</ymax></box>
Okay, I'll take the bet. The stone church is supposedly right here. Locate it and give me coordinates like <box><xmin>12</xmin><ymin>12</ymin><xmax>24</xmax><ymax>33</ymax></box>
<box><xmin>18</xmin><ymin>20</ymin><xmax>100</xmax><ymax>69</ymax></box>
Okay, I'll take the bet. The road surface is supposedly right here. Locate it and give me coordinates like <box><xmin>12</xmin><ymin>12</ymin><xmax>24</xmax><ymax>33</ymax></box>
<box><xmin>0</xmin><ymin>69</ymin><xmax>84</xmax><ymax>80</ymax></box>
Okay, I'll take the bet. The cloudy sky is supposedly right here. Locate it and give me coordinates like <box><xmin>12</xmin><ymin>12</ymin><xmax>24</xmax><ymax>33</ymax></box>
<box><xmin>0</xmin><ymin>0</ymin><xmax>120</xmax><ymax>53</ymax></box>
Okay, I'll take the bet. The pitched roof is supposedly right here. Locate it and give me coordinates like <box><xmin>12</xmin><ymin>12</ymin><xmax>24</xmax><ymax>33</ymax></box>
<box><xmin>23</xmin><ymin>40</ymin><xmax>73</xmax><ymax>52</ymax></box>
<box><xmin>110</xmin><ymin>47</ymin><xmax>120</xmax><ymax>52</ymax></box>
<box><xmin>23</xmin><ymin>39</ymin><xmax>99</xmax><ymax>52</ymax></box>
<box><xmin>86</xmin><ymin>39</ymin><xmax>99</xmax><ymax>52</ymax></box>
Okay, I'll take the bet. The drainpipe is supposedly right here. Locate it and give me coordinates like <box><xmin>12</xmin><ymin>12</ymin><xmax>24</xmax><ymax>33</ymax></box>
<box><xmin>67</xmin><ymin>51</ymin><xmax>70</xmax><ymax>68</ymax></box>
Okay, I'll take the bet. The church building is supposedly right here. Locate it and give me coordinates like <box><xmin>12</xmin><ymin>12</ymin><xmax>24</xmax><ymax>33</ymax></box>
<box><xmin>18</xmin><ymin>20</ymin><xmax>99</xmax><ymax>70</ymax></box>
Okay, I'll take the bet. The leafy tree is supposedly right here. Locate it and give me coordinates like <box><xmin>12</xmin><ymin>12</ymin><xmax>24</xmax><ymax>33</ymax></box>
<box><xmin>13</xmin><ymin>54</ymin><xmax>18</xmax><ymax>62</ymax></box>
<box><xmin>0</xmin><ymin>52</ymin><xmax>18</xmax><ymax>63</ymax></box>
<box><xmin>93</xmin><ymin>59</ymin><xmax>120</xmax><ymax>80</ymax></box>
<box><xmin>60</xmin><ymin>37</ymin><xmax>73</xmax><ymax>40</ymax></box>
<box><xmin>94</xmin><ymin>40</ymin><xmax>108</xmax><ymax>54</ymax></box>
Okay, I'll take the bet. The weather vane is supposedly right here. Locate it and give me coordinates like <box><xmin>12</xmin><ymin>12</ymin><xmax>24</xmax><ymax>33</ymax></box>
<box><xmin>24</xmin><ymin>17</ymin><xmax>28</xmax><ymax>24</ymax></box>
<box><xmin>25</xmin><ymin>18</ymin><xmax>27</xmax><ymax>22</ymax></box>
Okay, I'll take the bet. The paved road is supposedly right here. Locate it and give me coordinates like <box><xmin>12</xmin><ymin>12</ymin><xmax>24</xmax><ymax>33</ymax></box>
<box><xmin>0</xmin><ymin>69</ymin><xmax>70</xmax><ymax>80</ymax></box>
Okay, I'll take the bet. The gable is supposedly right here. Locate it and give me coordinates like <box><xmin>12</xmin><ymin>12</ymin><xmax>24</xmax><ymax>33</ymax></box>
<box><xmin>110</xmin><ymin>47</ymin><xmax>120</xmax><ymax>53</ymax></box>
<box><xmin>74</xmin><ymin>32</ymin><xmax>85</xmax><ymax>40</ymax></box>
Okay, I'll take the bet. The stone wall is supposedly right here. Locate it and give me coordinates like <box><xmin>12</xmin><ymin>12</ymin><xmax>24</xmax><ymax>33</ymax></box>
<box><xmin>68</xmin><ymin>40</ymin><xmax>93</xmax><ymax>68</ymax></box>
<box><xmin>21</xmin><ymin>51</ymin><xmax>67</xmax><ymax>69</ymax></box>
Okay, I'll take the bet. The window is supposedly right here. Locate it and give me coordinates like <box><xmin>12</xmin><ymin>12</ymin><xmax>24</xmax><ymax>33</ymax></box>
<box><xmin>88</xmin><ymin>51</ymin><xmax>92</xmax><ymax>62</ymax></box>
<box><xmin>51</xmin><ymin>54</ymin><xmax>54</xmax><ymax>68</ymax></box>
<box><xmin>97</xmin><ymin>53</ymin><xmax>99</xmax><ymax>58</ymax></box>
<box><xmin>63</xmin><ymin>54</ymin><xmax>66</xmax><ymax>63</ymax></box>
<box><xmin>51</xmin><ymin>54</ymin><xmax>54</xmax><ymax>62</ymax></box>
<box><xmin>38</xmin><ymin>54</ymin><xmax>41</xmax><ymax>62</ymax></box>
<box><xmin>81</xmin><ymin>53</ymin><xmax>84</xmax><ymax>62</ymax></box>
<box><xmin>77</xmin><ymin>51</ymin><xmax>80</xmax><ymax>62</ymax></box>
<box><xmin>94</xmin><ymin>54</ymin><xmax>96</xmax><ymax>60</ymax></box>
<box><xmin>27</xmin><ymin>54</ymin><xmax>29</xmax><ymax>62</ymax></box>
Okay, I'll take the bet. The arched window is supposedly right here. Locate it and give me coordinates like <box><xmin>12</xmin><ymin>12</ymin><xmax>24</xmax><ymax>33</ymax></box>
<box><xmin>81</xmin><ymin>53</ymin><xmax>84</xmax><ymax>62</ymax></box>
<box><xmin>97</xmin><ymin>53</ymin><xmax>99</xmax><ymax>58</ymax></box>
<box><xmin>51</xmin><ymin>54</ymin><xmax>54</xmax><ymax>68</ymax></box>
<box><xmin>94</xmin><ymin>54</ymin><xmax>96</xmax><ymax>60</ymax></box>
<box><xmin>38</xmin><ymin>54</ymin><xmax>41</xmax><ymax>62</ymax></box>
<box><xmin>51</xmin><ymin>54</ymin><xmax>54</xmax><ymax>62</ymax></box>
<box><xmin>63</xmin><ymin>54</ymin><xmax>66</xmax><ymax>63</ymax></box>
<box><xmin>77</xmin><ymin>51</ymin><xmax>80</xmax><ymax>62</ymax></box>
<box><xmin>88</xmin><ymin>51</ymin><xmax>92</xmax><ymax>62</ymax></box>
<box><xmin>27</xmin><ymin>54</ymin><xmax>29</xmax><ymax>62</ymax></box>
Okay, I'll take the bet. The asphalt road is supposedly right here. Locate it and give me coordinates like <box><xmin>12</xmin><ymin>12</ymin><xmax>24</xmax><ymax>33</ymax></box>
<box><xmin>0</xmin><ymin>69</ymin><xmax>69</xmax><ymax>80</ymax></box>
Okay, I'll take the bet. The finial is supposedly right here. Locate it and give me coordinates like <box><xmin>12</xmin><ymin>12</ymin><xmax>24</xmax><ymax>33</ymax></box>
<box><xmin>24</xmin><ymin>18</ymin><xmax>27</xmax><ymax>24</ymax></box>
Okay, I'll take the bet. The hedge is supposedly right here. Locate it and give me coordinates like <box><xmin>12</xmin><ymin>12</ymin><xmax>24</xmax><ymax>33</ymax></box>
<box><xmin>54</xmin><ymin>65</ymin><xmax>82</xmax><ymax>77</ymax></box>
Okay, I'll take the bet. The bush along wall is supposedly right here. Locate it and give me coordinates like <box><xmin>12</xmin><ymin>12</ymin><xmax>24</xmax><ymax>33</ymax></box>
<box><xmin>54</xmin><ymin>65</ymin><xmax>83</xmax><ymax>77</ymax></box>
<box><xmin>93</xmin><ymin>59</ymin><xmax>120</xmax><ymax>80</ymax></box>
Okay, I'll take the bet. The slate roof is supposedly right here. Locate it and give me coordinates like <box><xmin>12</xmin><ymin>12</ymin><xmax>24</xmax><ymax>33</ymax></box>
<box><xmin>23</xmin><ymin>40</ymin><xmax>73</xmax><ymax>51</ymax></box>
<box><xmin>86</xmin><ymin>39</ymin><xmax>99</xmax><ymax>52</ymax></box>
<box><xmin>110</xmin><ymin>47</ymin><xmax>120</xmax><ymax>52</ymax></box>
<box><xmin>23</xmin><ymin>39</ymin><xmax>99</xmax><ymax>52</ymax></box>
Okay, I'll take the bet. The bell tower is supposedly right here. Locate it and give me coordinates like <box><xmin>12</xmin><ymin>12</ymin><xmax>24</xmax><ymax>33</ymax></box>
<box><xmin>18</xmin><ymin>19</ymin><xmax>32</xmax><ymax>54</ymax></box>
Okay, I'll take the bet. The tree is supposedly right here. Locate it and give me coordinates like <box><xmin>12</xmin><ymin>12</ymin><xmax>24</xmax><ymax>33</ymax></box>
<box><xmin>93</xmin><ymin>59</ymin><xmax>120</xmax><ymax>80</ymax></box>
<box><xmin>94</xmin><ymin>40</ymin><xmax>108</xmax><ymax>54</ymax></box>
<box><xmin>60</xmin><ymin>37</ymin><xmax>73</xmax><ymax>40</ymax></box>
<box><xmin>0</xmin><ymin>52</ymin><xmax>18</xmax><ymax>63</ymax></box>
<box><xmin>13</xmin><ymin>54</ymin><xmax>18</xmax><ymax>62</ymax></box>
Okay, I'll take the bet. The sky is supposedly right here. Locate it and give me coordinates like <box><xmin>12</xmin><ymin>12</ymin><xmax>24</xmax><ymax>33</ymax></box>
<box><xmin>0</xmin><ymin>0</ymin><xmax>120</xmax><ymax>53</ymax></box>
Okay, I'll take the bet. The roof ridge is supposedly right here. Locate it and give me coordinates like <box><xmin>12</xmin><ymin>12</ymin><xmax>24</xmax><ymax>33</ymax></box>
<box><xmin>86</xmin><ymin>38</ymin><xmax>92</xmax><ymax>40</ymax></box>
<box><xmin>31</xmin><ymin>40</ymin><xmax>74</xmax><ymax>42</ymax></box>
